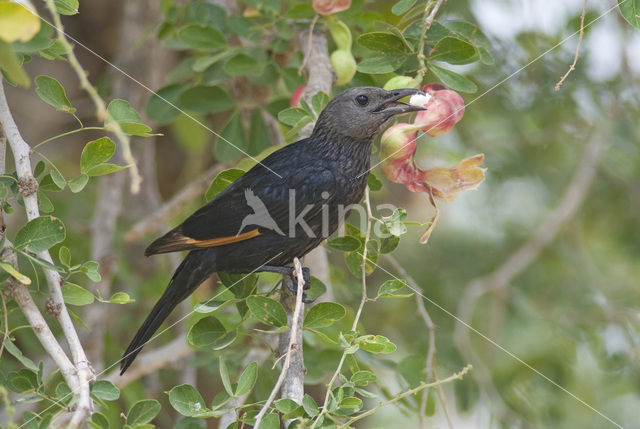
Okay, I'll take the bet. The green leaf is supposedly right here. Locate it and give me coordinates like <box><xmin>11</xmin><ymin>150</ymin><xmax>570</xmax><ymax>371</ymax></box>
<box><xmin>178</xmin><ymin>24</ymin><xmax>226</xmax><ymax>50</ymax></box>
<box><xmin>106</xmin><ymin>99</ymin><xmax>141</xmax><ymax>123</ymax></box>
<box><xmin>443</xmin><ymin>21</ymin><xmax>494</xmax><ymax>65</ymax></box>
<box><xmin>356</xmin><ymin>54</ymin><xmax>405</xmax><ymax>74</ymax></box>
<box><xmin>62</xmin><ymin>282</ymin><xmax>95</xmax><ymax>306</ymax></box>
<box><xmin>91</xmin><ymin>380</ymin><xmax>120</xmax><ymax>401</ymax></box>
<box><xmin>84</xmin><ymin>163</ymin><xmax>128</xmax><ymax>177</ymax></box>
<box><xmin>351</xmin><ymin>370</ymin><xmax>377</xmax><ymax>386</ymax></box>
<box><xmin>275</xmin><ymin>398</ymin><xmax>299</xmax><ymax>414</ymax></box>
<box><xmin>88</xmin><ymin>412</ymin><xmax>109</xmax><ymax>429</ymax></box>
<box><xmin>219</xmin><ymin>357</ymin><xmax>233</xmax><ymax>396</ymax></box>
<box><xmin>234</xmin><ymin>361</ymin><xmax>258</xmax><ymax>397</ymax></box>
<box><xmin>205</xmin><ymin>168</ymin><xmax>245</xmax><ymax>201</ymax></box>
<box><xmin>68</xmin><ymin>174</ymin><xmax>89</xmax><ymax>192</ymax></box>
<box><xmin>14</xmin><ymin>215</ymin><xmax>66</xmax><ymax>253</ymax></box>
<box><xmin>146</xmin><ymin>83</ymin><xmax>188</xmax><ymax>125</ymax></box>
<box><xmin>107</xmin><ymin>292</ymin><xmax>135</xmax><ymax>304</ymax></box>
<box><xmin>339</xmin><ymin>397</ymin><xmax>362</xmax><ymax>411</ymax></box>
<box><xmin>214</xmin><ymin>112</ymin><xmax>247</xmax><ymax>162</ymax></box>
<box><xmin>618</xmin><ymin>0</ymin><xmax>640</xmax><ymax>29</ymax></box>
<box><xmin>0</xmin><ymin>40</ymin><xmax>30</xmax><ymax>87</ymax></box>
<box><xmin>126</xmin><ymin>399</ymin><xmax>161</xmax><ymax>425</ymax></box>
<box><xmin>385</xmin><ymin>208</ymin><xmax>407</xmax><ymax>237</ymax></box>
<box><xmin>0</xmin><ymin>2</ymin><xmax>41</xmax><ymax>43</ymax></box>
<box><xmin>367</xmin><ymin>172</ymin><xmax>382</xmax><ymax>191</ymax></box>
<box><xmin>391</xmin><ymin>0</ymin><xmax>417</xmax><ymax>15</ymax></box>
<box><xmin>277</xmin><ymin>107</ymin><xmax>307</xmax><ymax>126</ymax></box>
<box><xmin>54</xmin><ymin>0</ymin><xmax>79</xmax><ymax>15</ymax></box>
<box><xmin>3</xmin><ymin>338</ymin><xmax>38</xmax><ymax>371</ymax></box>
<box><xmin>258</xmin><ymin>413</ymin><xmax>280</xmax><ymax>429</ymax></box>
<box><xmin>302</xmin><ymin>394</ymin><xmax>319</xmax><ymax>417</ymax></box>
<box><xmin>0</xmin><ymin>261</ymin><xmax>31</xmax><ymax>284</ymax></box>
<box><xmin>168</xmin><ymin>384</ymin><xmax>206</xmax><ymax>417</ymax></box>
<box><xmin>327</xmin><ymin>236</ymin><xmax>361</xmax><ymax>252</ymax></box>
<box><xmin>358</xmin><ymin>32</ymin><xmax>407</xmax><ymax>53</ymax></box>
<box><xmin>224</xmin><ymin>53</ymin><xmax>262</xmax><ymax>76</ymax></box>
<box><xmin>16</xmin><ymin>249</ymin><xmax>65</xmax><ymax>272</ymax></box>
<box><xmin>377</xmin><ymin>279</ymin><xmax>413</xmax><ymax>299</ymax></box>
<box><xmin>429</xmin><ymin>37</ymin><xmax>476</xmax><ymax>64</ymax></box>
<box><xmin>246</xmin><ymin>295</ymin><xmax>287</xmax><ymax>327</ymax></box>
<box><xmin>311</xmin><ymin>92</ymin><xmax>330</xmax><ymax>116</ymax></box>
<box><xmin>80</xmin><ymin>137</ymin><xmax>116</xmax><ymax>173</ymax></box>
<box><xmin>179</xmin><ymin>85</ymin><xmax>233</xmax><ymax>114</ymax></box>
<box><xmin>303</xmin><ymin>302</ymin><xmax>346</xmax><ymax>329</ymax></box>
<box><xmin>359</xmin><ymin>335</ymin><xmax>397</xmax><ymax>354</ymax></box>
<box><xmin>118</xmin><ymin>121</ymin><xmax>154</xmax><ymax>137</ymax></box>
<box><xmin>58</xmin><ymin>246</ymin><xmax>71</xmax><ymax>266</ymax></box>
<box><xmin>428</xmin><ymin>62</ymin><xmax>477</xmax><ymax>93</ymax></box>
<box><xmin>187</xmin><ymin>316</ymin><xmax>231</xmax><ymax>349</ymax></box>
<box><xmin>35</xmin><ymin>75</ymin><xmax>76</xmax><ymax>114</ymax></box>
<box><xmin>304</xmin><ymin>276</ymin><xmax>327</xmax><ymax>302</ymax></box>
<box><xmin>50</xmin><ymin>169</ymin><xmax>66</xmax><ymax>190</ymax></box>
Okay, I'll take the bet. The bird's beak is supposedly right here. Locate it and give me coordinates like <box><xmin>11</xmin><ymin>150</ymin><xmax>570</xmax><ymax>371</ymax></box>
<box><xmin>373</xmin><ymin>88</ymin><xmax>427</xmax><ymax>117</ymax></box>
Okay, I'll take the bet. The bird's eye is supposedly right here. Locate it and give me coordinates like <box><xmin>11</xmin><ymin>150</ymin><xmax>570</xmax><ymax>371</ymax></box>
<box><xmin>355</xmin><ymin>95</ymin><xmax>369</xmax><ymax>106</ymax></box>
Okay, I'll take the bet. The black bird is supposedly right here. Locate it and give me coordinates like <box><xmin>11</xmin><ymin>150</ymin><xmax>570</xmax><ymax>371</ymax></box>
<box><xmin>120</xmin><ymin>87</ymin><xmax>425</xmax><ymax>374</ymax></box>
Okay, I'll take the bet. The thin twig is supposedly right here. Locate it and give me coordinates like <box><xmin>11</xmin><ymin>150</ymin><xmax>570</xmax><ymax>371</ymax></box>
<box><xmin>417</xmin><ymin>0</ymin><xmax>447</xmax><ymax>74</ymax></box>
<box><xmin>338</xmin><ymin>364</ymin><xmax>472</xmax><ymax>428</ymax></box>
<box><xmin>311</xmin><ymin>187</ymin><xmax>373</xmax><ymax>428</ymax></box>
<box><xmin>43</xmin><ymin>0</ymin><xmax>142</xmax><ymax>193</ymax></box>
<box><xmin>555</xmin><ymin>0</ymin><xmax>587</xmax><ymax>91</ymax></box>
<box><xmin>0</xmin><ymin>79</ymin><xmax>94</xmax><ymax>428</ymax></box>
<box><xmin>298</xmin><ymin>14</ymin><xmax>319</xmax><ymax>74</ymax></box>
<box><xmin>253</xmin><ymin>258</ymin><xmax>306</xmax><ymax>428</ymax></box>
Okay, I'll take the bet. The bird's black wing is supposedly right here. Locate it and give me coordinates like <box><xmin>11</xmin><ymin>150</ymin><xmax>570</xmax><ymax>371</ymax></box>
<box><xmin>145</xmin><ymin>144</ymin><xmax>337</xmax><ymax>255</ymax></box>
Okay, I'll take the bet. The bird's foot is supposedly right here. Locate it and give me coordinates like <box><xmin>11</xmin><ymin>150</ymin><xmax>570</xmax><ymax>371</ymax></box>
<box><xmin>259</xmin><ymin>265</ymin><xmax>314</xmax><ymax>303</ymax></box>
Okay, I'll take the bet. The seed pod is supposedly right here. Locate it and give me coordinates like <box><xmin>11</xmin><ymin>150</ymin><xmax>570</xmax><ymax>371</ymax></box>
<box><xmin>330</xmin><ymin>49</ymin><xmax>357</xmax><ymax>86</ymax></box>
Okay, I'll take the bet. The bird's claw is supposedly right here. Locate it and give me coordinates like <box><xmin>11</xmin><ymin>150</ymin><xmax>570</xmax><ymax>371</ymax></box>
<box><xmin>285</xmin><ymin>267</ymin><xmax>315</xmax><ymax>303</ymax></box>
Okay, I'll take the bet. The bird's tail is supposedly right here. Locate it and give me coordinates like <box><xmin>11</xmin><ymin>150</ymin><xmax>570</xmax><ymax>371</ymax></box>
<box><xmin>120</xmin><ymin>251</ymin><xmax>214</xmax><ymax>374</ymax></box>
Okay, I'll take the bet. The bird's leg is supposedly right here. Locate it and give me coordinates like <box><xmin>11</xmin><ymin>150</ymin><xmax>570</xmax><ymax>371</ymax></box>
<box><xmin>259</xmin><ymin>265</ymin><xmax>314</xmax><ymax>303</ymax></box>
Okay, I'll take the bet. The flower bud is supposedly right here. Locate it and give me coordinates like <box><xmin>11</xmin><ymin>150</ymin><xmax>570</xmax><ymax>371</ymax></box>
<box><xmin>290</xmin><ymin>84</ymin><xmax>306</xmax><ymax>107</ymax></box>
<box><xmin>415</xmin><ymin>84</ymin><xmax>465</xmax><ymax>136</ymax></box>
<box><xmin>330</xmin><ymin>49</ymin><xmax>356</xmax><ymax>86</ymax></box>
<box><xmin>379</xmin><ymin>123</ymin><xmax>420</xmax><ymax>187</ymax></box>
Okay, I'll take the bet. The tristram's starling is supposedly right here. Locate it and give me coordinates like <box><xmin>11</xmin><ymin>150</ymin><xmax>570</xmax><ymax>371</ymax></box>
<box><xmin>120</xmin><ymin>87</ymin><xmax>425</xmax><ymax>373</ymax></box>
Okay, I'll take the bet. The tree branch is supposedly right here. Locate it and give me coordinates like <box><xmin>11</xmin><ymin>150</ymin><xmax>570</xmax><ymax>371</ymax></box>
<box><xmin>0</xmin><ymin>79</ymin><xmax>94</xmax><ymax>427</ymax></box>
<box><xmin>124</xmin><ymin>163</ymin><xmax>228</xmax><ymax>243</ymax></box>
<box><xmin>253</xmin><ymin>258</ymin><xmax>306</xmax><ymax>427</ymax></box>
<box><xmin>105</xmin><ymin>337</ymin><xmax>193</xmax><ymax>387</ymax></box>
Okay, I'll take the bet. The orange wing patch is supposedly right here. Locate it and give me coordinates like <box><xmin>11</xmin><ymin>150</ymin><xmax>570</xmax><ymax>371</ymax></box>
<box><xmin>185</xmin><ymin>228</ymin><xmax>261</xmax><ymax>247</ymax></box>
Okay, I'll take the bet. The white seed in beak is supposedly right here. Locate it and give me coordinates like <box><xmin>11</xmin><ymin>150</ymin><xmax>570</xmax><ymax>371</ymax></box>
<box><xmin>409</xmin><ymin>93</ymin><xmax>432</xmax><ymax>107</ymax></box>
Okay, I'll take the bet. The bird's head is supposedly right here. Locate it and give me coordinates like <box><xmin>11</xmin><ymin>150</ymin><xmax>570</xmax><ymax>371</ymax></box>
<box><xmin>313</xmin><ymin>87</ymin><xmax>426</xmax><ymax>140</ymax></box>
